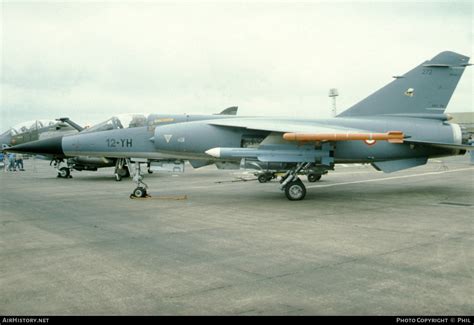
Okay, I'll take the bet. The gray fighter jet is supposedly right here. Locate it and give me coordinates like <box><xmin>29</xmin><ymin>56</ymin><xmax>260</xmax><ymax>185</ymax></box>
<box><xmin>8</xmin><ymin>51</ymin><xmax>472</xmax><ymax>200</ymax></box>
<box><xmin>7</xmin><ymin>108</ymin><xmax>239</xmax><ymax>180</ymax></box>
<box><xmin>0</xmin><ymin>119</ymin><xmax>79</xmax><ymax>150</ymax></box>
<box><xmin>0</xmin><ymin>117</ymin><xmax>118</xmax><ymax>178</ymax></box>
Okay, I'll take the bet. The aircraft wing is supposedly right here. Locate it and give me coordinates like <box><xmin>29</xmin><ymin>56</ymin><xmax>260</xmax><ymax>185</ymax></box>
<box><xmin>208</xmin><ymin>117</ymin><xmax>365</xmax><ymax>134</ymax></box>
<box><xmin>404</xmin><ymin>139</ymin><xmax>474</xmax><ymax>151</ymax></box>
<box><xmin>208</xmin><ymin>118</ymin><xmax>405</xmax><ymax>143</ymax></box>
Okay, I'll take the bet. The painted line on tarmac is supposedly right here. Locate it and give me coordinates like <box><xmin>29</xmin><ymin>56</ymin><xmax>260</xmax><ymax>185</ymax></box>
<box><xmin>307</xmin><ymin>167</ymin><xmax>474</xmax><ymax>189</ymax></box>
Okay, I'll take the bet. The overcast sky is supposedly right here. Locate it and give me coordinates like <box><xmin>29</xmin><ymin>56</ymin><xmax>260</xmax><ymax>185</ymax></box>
<box><xmin>1</xmin><ymin>0</ymin><xmax>472</xmax><ymax>130</ymax></box>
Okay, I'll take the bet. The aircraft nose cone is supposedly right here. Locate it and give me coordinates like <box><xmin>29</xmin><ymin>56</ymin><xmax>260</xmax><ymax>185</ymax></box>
<box><xmin>6</xmin><ymin>136</ymin><xmax>65</xmax><ymax>157</ymax></box>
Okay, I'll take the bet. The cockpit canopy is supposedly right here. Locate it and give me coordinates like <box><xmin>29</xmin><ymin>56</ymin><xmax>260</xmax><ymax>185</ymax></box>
<box><xmin>10</xmin><ymin>120</ymin><xmax>58</xmax><ymax>135</ymax></box>
<box><xmin>83</xmin><ymin>114</ymin><xmax>150</xmax><ymax>133</ymax></box>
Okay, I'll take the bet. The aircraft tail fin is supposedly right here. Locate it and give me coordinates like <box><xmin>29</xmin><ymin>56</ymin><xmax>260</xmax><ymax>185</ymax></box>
<box><xmin>216</xmin><ymin>106</ymin><xmax>238</xmax><ymax>115</ymax></box>
<box><xmin>337</xmin><ymin>51</ymin><xmax>470</xmax><ymax>118</ymax></box>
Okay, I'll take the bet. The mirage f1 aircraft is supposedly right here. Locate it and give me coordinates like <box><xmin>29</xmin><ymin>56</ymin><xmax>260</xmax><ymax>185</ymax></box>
<box><xmin>8</xmin><ymin>51</ymin><xmax>473</xmax><ymax>200</ymax></box>
<box><xmin>46</xmin><ymin>107</ymin><xmax>239</xmax><ymax>179</ymax></box>
<box><xmin>6</xmin><ymin>107</ymin><xmax>240</xmax><ymax>181</ymax></box>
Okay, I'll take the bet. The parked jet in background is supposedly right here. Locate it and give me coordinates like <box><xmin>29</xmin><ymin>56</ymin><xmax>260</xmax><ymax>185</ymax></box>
<box><xmin>6</xmin><ymin>107</ymin><xmax>240</xmax><ymax>180</ymax></box>
<box><xmin>0</xmin><ymin>119</ymin><xmax>78</xmax><ymax>150</ymax></box>
<box><xmin>8</xmin><ymin>51</ymin><xmax>472</xmax><ymax>200</ymax></box>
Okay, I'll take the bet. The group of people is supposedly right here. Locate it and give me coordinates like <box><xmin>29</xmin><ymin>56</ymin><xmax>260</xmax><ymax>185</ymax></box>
<box><xmin>1</xmin><ymin>153</ymin><xmax>25</xmax><ymax>171</ymax></box>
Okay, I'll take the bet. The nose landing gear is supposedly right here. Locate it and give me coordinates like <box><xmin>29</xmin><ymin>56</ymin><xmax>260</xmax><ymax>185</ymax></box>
<box><xmin>51</xmin><ymin>159</ymin><xmax>72</xmax><ymax>178</ymax></box>
<box><xmin>114</xmin><ymin>158</ymin><xmax>130</xmax><ymax>181</ymax></box>
<box><xmin>128</xmin><ymin>159</ymin><xmax>150</xmax><ymax>198</ymax></box>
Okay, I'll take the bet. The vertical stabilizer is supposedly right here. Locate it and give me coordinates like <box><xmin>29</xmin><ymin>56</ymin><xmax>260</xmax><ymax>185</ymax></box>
<box><xmin>338</xmin><ymin>51</ymin><xmax>470</xmax><ymax>117</ymax></box>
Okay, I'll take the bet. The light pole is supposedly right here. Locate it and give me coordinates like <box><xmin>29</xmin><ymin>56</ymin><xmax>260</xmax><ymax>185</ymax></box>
<box><xmin>328</xmin><ymin>88</ymin><xmax>339</xmax><ymax>117</ymax></box>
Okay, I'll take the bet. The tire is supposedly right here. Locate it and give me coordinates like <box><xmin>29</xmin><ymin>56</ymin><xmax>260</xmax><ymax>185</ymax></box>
<box><xmin>132</xmin><ymin>187</ymin><xmax>147</xmax><ymax>198</ymax></box>
<box><xmin>58</xmin><ymin>167</ymin><xmax>70</xmax><ymax>178</ymax></box>
<box><xmin>258</xmin><ymin>174</ymin><xmax>268</xmax><ymax>183</ymax></box>
<box><xmin>285</xmin><ymin>179</ymin><xmax>306</xmax><ymax>201</ymax></box>
<box><xmin>307</xmin><ymin>173</ymin><xmax>322</xmax><ymax>183</ymax></box>
<box><xmin>117</xmin><ymin>167</ymin><xmax>129</xmax><ymax>177</ymax></box>
<box><xmin>115</xmin><ymin>174</ymin><xmax>122</xmax><ymax>182</ymax></box>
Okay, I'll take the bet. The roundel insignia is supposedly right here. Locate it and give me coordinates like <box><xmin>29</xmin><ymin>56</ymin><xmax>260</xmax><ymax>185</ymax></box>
<box><xmin>404</xmin><ymin>88</ymin><xmax>414</xmax><ymax>97</ymax></box>
<box><xmin>364</xmin><ymin>139</ymin><xmax>376</xmax><ymax>146</ymax></box>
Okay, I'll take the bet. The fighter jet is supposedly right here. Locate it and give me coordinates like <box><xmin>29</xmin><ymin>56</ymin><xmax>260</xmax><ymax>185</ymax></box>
<box><xmin>8</xmin><ymin>51</ymin><xmax>473</xmax><ymax>200</ymax></box>
<box><xmin>0</xmin><ymin>119</ymin><xmax>78</xmax><ymax>150</ymax></box>
<box><xmin>7</xmin><ymin>108</ymin><xmax>240</xmax><ymax>180</ymax></box>
<box><xmin>0</xmin><ymin>117</ymin><xmax>117</xmax><ymax>177</ymax></box>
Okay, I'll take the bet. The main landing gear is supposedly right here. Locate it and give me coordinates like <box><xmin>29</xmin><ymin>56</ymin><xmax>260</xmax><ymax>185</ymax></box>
<box><xmin>279</xmin><ymin>162</ymin><xmax>311</xmax><ymax>201</ymax></box>
<box><xmin>284</xmin><ymin>179</ymin><xmax>307</xmax><ymax>201</ymax></box>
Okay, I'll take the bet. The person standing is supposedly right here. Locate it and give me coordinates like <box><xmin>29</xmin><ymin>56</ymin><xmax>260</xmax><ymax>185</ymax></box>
<box><xmin>16</xmin><ymin>153</ymin><xmax>24</xmax><ymax>171</ymax></box>
<box><xmin>8</xmin><ymin>153</ymin><xmax>16</xmax><ymax>171</ymax></box>
<box><xmin>1</xmin><ymin>153</ymin><xmax>8</xmax><ymax>172</ymax></box>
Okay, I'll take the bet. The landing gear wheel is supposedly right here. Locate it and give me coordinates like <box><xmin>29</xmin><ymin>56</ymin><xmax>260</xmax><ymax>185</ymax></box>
<box><xmin>115</xmin><ymin>174</ymin><xmax>122</xmax><ymax>182</ymax></box>
<box><xmin>285</xmin><ymin>179</ymin><xmax>306</xmax><ymax>201</ymax></box>
<box><xmin>132</xmin><ymin>187</ymin><xmax>147</xmax><ymax>198</ymax></box>
<box><xmin>258</xmin><ymin>174</ymin><xmax>269</xmax><ymax>183</ymax></box>
<box><xmin>58</xmin><ymin>167</ymin><xmax>70</xmax><ymax>178</ymax></box>
<box><xmin>307</xmin><ymin>173</ymin><xmax>322</xmax><ymax>183</ymax></box>
<box><xmin>117</xmin><ymin>167</ymin><xmax>130</xmax><ymax>178</ymax></box>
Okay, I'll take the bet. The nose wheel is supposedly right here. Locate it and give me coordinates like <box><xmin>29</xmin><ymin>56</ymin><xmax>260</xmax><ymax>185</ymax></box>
<box><xmin>58</xmin><ymin>167</ymin><xmax>71</xmax><ymax>178</ymax></box>
<box><xmin>51</xmin><ymin>159</ymin><xmax>72</xmax><ymax>178</ymax></box>
<box><xmin>114</xmin><ymin>159</ymin><xmax>130</xmax><ymax>181</ymax></box>
<box><xmin>128</xmin><ymin>159</ymin><xmax>150</xmax><ymax>198</ymax></box>
<box><xmin>131</xmin><ymin>186</ymin><xmax>147</xmax><ymax>198</ymax></box>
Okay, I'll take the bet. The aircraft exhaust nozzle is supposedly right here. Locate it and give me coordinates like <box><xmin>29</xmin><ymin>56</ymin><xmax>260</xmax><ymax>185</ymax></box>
<box><xmin>6</xmin><ymin>136</ymin><xmax>65</xmax><ymax>157</ymax></box>
<box><xmin>282</xmin><ymin>131</ymin><xmax>405</xmax><ymax>143</ymax></box>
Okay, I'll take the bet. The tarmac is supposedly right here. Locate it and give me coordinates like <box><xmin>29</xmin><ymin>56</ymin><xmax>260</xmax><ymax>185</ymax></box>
<box><xmin>0</xmin><ymin>155</ymin><xmax>472</xmax><ymax>315</ymax></box>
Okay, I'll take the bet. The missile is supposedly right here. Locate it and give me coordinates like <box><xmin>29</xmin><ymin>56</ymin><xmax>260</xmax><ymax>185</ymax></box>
<box><xmin>205</xmin><ymin>146</ymin><xmax>331</xmax><ymax>163</ymax></box>
<box><xmin>282</xmin><ymin>131</ymin><xmax>405</xmax><ymax>143</ymax></box>
<box><xmin>205</xmin><ymin>147</ymin><xmax>259</xmax><ymax>159</ymax></box>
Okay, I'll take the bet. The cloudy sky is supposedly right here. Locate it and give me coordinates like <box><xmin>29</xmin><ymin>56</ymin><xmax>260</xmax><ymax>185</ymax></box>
<box><xmin>1</xmin><ymin>0</ymin><xmax>472</xmax><ymax>130</ymax></box>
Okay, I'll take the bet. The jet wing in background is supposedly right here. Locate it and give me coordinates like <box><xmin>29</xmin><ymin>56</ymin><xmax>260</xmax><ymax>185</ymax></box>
<box><xmin>404</xmin><ymin>139</ymin><xmax>474</xmax><ymax>151</ymax></box>
<box><xmin>215</xmin><ymin>106</ymin><xmax>238</xmax><ymax>116</ymax></box>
